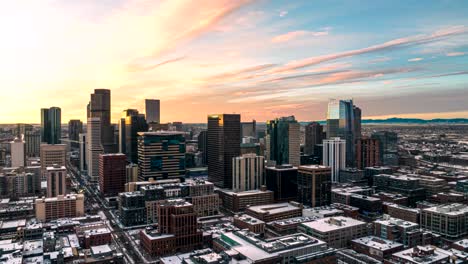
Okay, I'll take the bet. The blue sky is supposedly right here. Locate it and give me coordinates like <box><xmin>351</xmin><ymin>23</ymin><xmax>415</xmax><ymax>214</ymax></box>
<box><xmin>0</xmin><ymin>0</ymin><xmax>467</xmax><ymax>123</ymax></box>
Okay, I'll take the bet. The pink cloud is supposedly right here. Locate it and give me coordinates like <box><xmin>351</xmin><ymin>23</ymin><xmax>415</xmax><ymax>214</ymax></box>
<box><xmin>272</xmin><ymin>30</ymin><xmax>329</xmax><ymax>43</ymax></box>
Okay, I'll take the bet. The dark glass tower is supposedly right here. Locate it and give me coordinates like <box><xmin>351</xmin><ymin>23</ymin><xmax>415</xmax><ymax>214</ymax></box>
<box><xmin>326</xmin><ymin>99</ymin><xmax>356</xmax><ymax>166</ymax></box>
<box><xmin>197</xmin><ymin>130</ymin><xmax>207</xmax><ymax>166</ymax></box>
<box><xmin>120</xmin><ymin>109</ymin><xmax>148</xmax><ymax>163</ymax></box>
<box><xmin>89</xmin><ymin>89</ymin><xmax>115</xmax><ymax>153</ymax></box>
<box><xmin>41</xmin><ymin>107</ymin><xmax>61</xmax><ymax>144</ymax></box>
<box><xmin>266</xmin><ymin>116</ymin><xmax>300</xmax><ymax>166</ymax></box>
<box><xmin>304</xmin><ymin>122</ymin><xmax>323</xmax><ymax>156</ymax></box>
<box><xmin>207</xmin><ymin>114</ymin><xmax>240</xmax><ymax>188</ymax></box>
<box><xmin>371</xmin><ymin>131</ymin><xmax>398</xmax><ymax>166</ymax></box>
<box><xmin>68</xmin><ymin>120</ymin><xmax>83</xmax><ymax>149</ymax></box>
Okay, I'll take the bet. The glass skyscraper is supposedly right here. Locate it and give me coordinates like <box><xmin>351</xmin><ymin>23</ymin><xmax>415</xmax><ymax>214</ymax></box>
<box><xmin>119</xmin><ymin>109</ymin><xmax>148</xmax><ymax>163</ymax></box>
<box><xmin>326</xmin><ymin>99</ymin><xmax>357</xmax><ymax>166</ymax></box>
<box><xmin>41</xmin><ymin>107</ymin><xmax>61</xmax><ymax>144</ymax></box>
<box><xmin>266</xmin><ymin>116</ymin><xmax>300</xmax><ymax>167</ymax></box>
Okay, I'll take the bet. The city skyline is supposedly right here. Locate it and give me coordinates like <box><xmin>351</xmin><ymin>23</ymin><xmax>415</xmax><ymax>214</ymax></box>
<box><xmin>1</xmin><ymin>1</ymin><xmax>468</xmax><ymax>123</ymax></box>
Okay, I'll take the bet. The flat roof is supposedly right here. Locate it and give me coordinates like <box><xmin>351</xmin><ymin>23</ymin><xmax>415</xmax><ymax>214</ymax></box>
<box><xmin>392</xmin><ymin>246</ymin><xmax>449</xmax><ymax>264</ymax></box>
<box><xmin>352</xmin><ymin>236</ymin><xmax>403</xmax><ymax>251</ymax></box>
<box><xmin>423</xmin><ymin>203</ymin><xmax>468</xmax><ymax>216</ymax></box>
<box><xmin>301</xmin><ymin>216</ymin><xmax>366</xmax><ymax>232</ymax></box>
<box><xmin>247</xmin><ymin>203</ymin><xmax>300</xmax><ymax>215</ymax></box>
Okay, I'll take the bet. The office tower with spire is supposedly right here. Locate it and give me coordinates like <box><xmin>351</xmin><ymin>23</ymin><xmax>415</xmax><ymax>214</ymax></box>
<box><xmin>145</xmin><ymin>99</ymin><xmax>160</xmax><ymax>124</ymax></box>
<box><xmin>87</xmin><ymin>117</ymin><xmax>104</xmax><ymax>183</ymax></box>
<box><xmin>326</xmin><ymin>99</ymin><xmax>357</xmax><ymax>166</ymax></box>
<box><xmin>304</xmin><ymin>122</ymin><xmax>324</xmax><ymax>156</ymax></box>
<box><xmin>88</xmin><ymin>89</ymin><xmax>115</xmax><ymax>153</ymax></box>
<box><xmin>41</xmin><ymin>107</ymin><xmax>61</xmax><ymax>144</ymax></box>
<box><xmin>119</xmin><ymin>109</ymin><xmax>148</xmax><ymax>163</ymax></box>
<box><xmin>323</xmin><ymin>137</ymin><xmax>346</xmax><ymax>182</ymax></box>
<box><xmin>265</xmin><ymin>116</ymin><xmax>300</xmax><ymax>167</ymax></box>
<box><xmin>207</xmin><ymin>114</ymin><xmax>241</xmax><ymax>188</ymax></box>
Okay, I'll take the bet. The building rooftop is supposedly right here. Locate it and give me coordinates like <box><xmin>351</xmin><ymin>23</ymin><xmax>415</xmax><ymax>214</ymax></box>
<box><xmin>392</xmin><ymin>246</ymin><xmax>450</xmax><ymax>264</ymax></box>
<box><xmin>301</xmin><ymin>216</ymin><xmax>366</xmax><ymax>233</ymax></box>
<box><xmin>423</xmin><ymin>203</ymin><xmax>468</xmax><ymax>216</ymax></box>
<box><xmin>298</xmin><ymin>165</ymin><xmax>330</xmax><ymax>171</ymax></box>
<box><xmin>219</xmin><ymin>189</ymin><xmax>272</xmax><ymax>196</ymax></box>
<box><xmin>352</xmin><ymin>236</ymin><xmax>403</xmax><ymax>251</ymax></box>
<box><xmin>375</xmin><ymin>216</ymin><xmax>419</xmax><ymax>228</ymax></box>
<box><xmin>235</xmin><ymin>215</ymin><xmax>265</xmax><ymax>225</ymax></box>
<box><xmin>247</xmin><ymin>203</ymin><xmax>301</xmax><ymax>215</ymax></box>
<box><xmin>453</xmin><ymin>239</ymin><xmax>468</xmax><ymax>249</ymax></box>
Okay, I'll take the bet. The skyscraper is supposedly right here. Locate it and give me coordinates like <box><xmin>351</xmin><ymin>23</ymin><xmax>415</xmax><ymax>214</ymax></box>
<box><xmin>46</xmin><ymin>164</ymin><xmax>67</xmax><ymax>197</ymax></box>
<box><xmin>68</xmin><ymin>120</ymin><xmax>83</xmax><ymax>149</ymax></box>
<box><xmin>265</xmin><ymin>165</ymin><xmax>298</xmax><ymax>202</ymax></box>
<box><xmin>87</xmin><ymin>117</ymin><xmax>104</xmax><ymax>183</ymax></box>
<box><xmin>41</xmin><ymin>107</ymin><xmax>61</xmax><ymax>144</ymax></box>
<box><xmin>356</xmin><ymin>137</ymin><xmax>381</xmax><ymax>169</ymax></box>
<box><xmin>323</xmin><ymin>137</ymin><xmax>346</xmax><ymax>182</ymax></box>
<box><xmin>119</xmin><ymin>109</ymin><xmax>148</xmax><ymax>163</ymax></box>
<box><xmin>137</xmin><ymin>132</ymin><xmax>186</xmax><ymax>181</ymax></box>
<box><xmin>326</xmin><ymin>99</ymin><xmax>356</xmax><ymax>166</ymax></box>
<box><xmin>88</xmin><ymin>89</ymin><xmax>115</xmax><ymax>153</ymax></box>
<box><xmin>207</xmin><ymin>114</ymin><xmax>241</xmax><ymax>188</ymax></box>
<box><xmin>145</xmin><ymin>99</ymin><xmax>160</xmax><ymax>124</ymax></box>
<box><xmin>297</xmin><ymin>165</ymin><xmax>332</xmax><ymax>207</ymax></box>
<box><xmin>232</xmin><ymin>154</ymin><xmax>265</xmax><ymax>192</ymax></box>
<box><xmin>265</xmin><ymin>116</ymin><xmax>300</xmax><ymax>166</ymax></box>
<box><xmin>99</xmin><ymin>153</ymin><xmax>127</xmax><ymax>196</ymax></box>
<box><xmin>24</xmin><ymin>130</ymin><xmax>41</xmax><ymax>157</ymax></box>
<box><xmin>10</xmin><ymin>137</ymin><xmax>25</xmax><ymax>167</ymax></box>
<box><xmin>304</xmin><ymin>122</ymin><xmax>324</xmax><ymax>156</ymax></box>
<box><xmin>197</xmin><ymin>130</ymin><xmax>207</xmax><ymax>166</ymax></box>
<box><xmin>241</xmin><ymin>120</ymin><xmax>256</xmax><ymax>138</ymax></box>
<box><xmin>371</xmin><ymin>131</ymin><xmax>399</xmax><ymax>166</ymax></box>
<box><xmin>79</xmin><ymin>133</ymin><xmax>87</xmax><ymax>172</ymax></box>
<box><xmin>40</xmin><ymin>144</ymin><xmax>67</xmax><ymax>173</ymax></box>
<box><xmin>353</xmin><ymin>106</ymin><xmax>362</xmax><ymax>140</ymax></box>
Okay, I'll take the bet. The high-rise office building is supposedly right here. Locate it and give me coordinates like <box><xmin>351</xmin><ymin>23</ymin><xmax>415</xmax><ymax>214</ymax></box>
<box><xmin>241</xmin><ymin>120</ymin><xmax>256</xmax><ymax>138</ymax></box>
<box><xmin>40</xmin><ymin>144</ymin><xmax>66</xmax><ymax>173</ymax></box>
<box><xmin>232</xmin><ymin>154</ymin><xmax>265</xmax><ymax>192</ymax></box>
<box><xmin>323</xmin><ymin>138</ymin><xmax>346</xmax><ymax>182</ymax></box>
<box><xmin>297</xmin><ymin>165</ymin><xmax>332</xmax><ymax>207</ymax></box>
<box><xmin>79</xmin><ymin>133</ymin><xmax>87</xmax><ymax>172</ymax></box>
<box><xmin>265</xmin><ymin>165</ymin><xmax>298</xmax><ymax>202</ymax></box>
<box><xmin>356</xmin><ymin>137</ymin><xmax>381</xmax><ymax>169</ymax></box>
<box><xmin>371</xmin><ymin>131</ymin><xmax>398</xmax><ymax>166</ymax></box>
<box><xmin>326</xmin><ymin>99</ymin><xmax>356</xmax><ymax>166</ymax></box>
<box><xmin>10</xmin><ymin>137</ymin><xmax>25</xmax><ymax>167</ymax></box>
<box><xmin>41</xmin><ymin>107</ymin><xmax>61</xmax><ymax>144</ymax></box>
<box><xmin>24</xmin><ymin>130</ymin><xmax>41</xmax><ymax>157</ymax></box>
<box><xmin>46</xmin><ymin>164</ymin><xmax>67</xmax><ymax>197</ymax></box>
<box><xmin>88</xmin><ymin>89</ymin><xmax>115</xmax><ymax>153</ymax></box>
<box><xmin>353</xmin><ymin>106</ymin><xmax>362</xmax><ymax>140</ymax></box>
<box><xmin>87</xmin><ymin>117</ymin><xmax>104</xmax><ymax>183</ymax></box>
<box><xmin>265</xmin><ymin>116</ymin><xmax>300</xmax><ymax>166</ymax></box>
<box><xmin>137</xmin><ymin>132</ymin><xmax>186</xmax><ymax>181</ymax></box>
<box><xmin>197</xmin><ymin>130</ymin><xmax>207</xmax><ymax>166</ymax></box>
<box><xmin>145</xmin><ymin>99</ymin><xmax>160</xmax><ymax>124</ymax></box>
<box><xmin>99</xmin><ymin>153</ymin><xmax>127</xmax><ymax>196</ymax></box>
<box><xmin>119</xmin><ymin>109</ymin><xmax>148</xmax><ymax>163</ymax></box>
<box><xmin>68</xmin><ymin>120</ymin><xmax>83</xmax><ymax>149</ymax></box>
<box><xmin>15</xmin><ymin>123</ymin><xmax>33</xmax><ymax>138</ymax></box>
<box><xmin>207</xmin><ymin>114</ymin><xmax>241</xmax><ymax>188</ymax></box>
<box><xmin>304</xmin><ymin>122</ymin><xmax>324</xmax><ymax>156</ymax></box>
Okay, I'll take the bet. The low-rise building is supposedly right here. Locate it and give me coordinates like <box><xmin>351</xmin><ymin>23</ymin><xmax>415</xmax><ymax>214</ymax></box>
<box><xmin>245</xmin><ymin>202</ymin><xmax>303</xmax><ymax>222</ymax></box>
<box><xmin>35</xmin><ymin>194</ymin><xmax>85</xmax><ymax>222</ymax></box>
<box><xmin>217</xmin><ymin>187</ymin><xmax>274</xmax><ymax>212</ymax></box>
<box><xmin>299</xmin><ymin>216</ymin><xmax>368</xmax><ymax>249</ymax></box>
<box><xmin>388</xmin><ymin>246</ymin><xmax>451</xmax><ymax>264</ymax></box>
<box><xmin>386</xmin><ymin>203</ymin><xmax>420</xmax><ymax>223</ymax></box>
<box><xmin>351</xmin><ymin>236</ymin><xmax>404</xmax><ymax>261</ymax></box>
<box><xmin>233</xmin><ymin>214</ymin><xmax>265</xmax><ymax>235</ymax></box>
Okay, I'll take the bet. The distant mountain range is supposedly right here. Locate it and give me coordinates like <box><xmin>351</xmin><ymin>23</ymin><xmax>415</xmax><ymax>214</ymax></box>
<box><xmin>310</xmin><ymin>117</ymin><xmax>468</xmax><ymax>125</ymax></box>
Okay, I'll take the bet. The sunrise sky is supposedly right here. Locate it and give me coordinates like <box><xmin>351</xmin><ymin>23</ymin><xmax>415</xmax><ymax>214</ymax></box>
<box><xmin>1</xmin><ymin>0</ymin><xmax>467</xmax><ymax>124</ymax></box>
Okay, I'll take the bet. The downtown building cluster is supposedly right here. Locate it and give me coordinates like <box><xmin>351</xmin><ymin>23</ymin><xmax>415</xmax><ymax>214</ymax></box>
<box><xmin>0</xmin><ymin>90</ymin><xmax>468</xmax><ymax>264</ymax></box>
